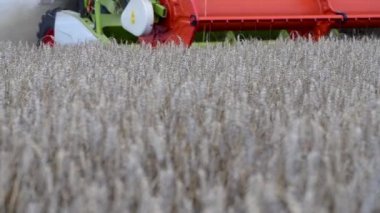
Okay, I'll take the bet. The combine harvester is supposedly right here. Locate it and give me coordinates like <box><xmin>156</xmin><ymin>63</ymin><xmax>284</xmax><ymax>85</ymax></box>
<box><xmin>37</xmin><ymin>0</ymin><xmax>380</xmax><ymax>46</ymax></box>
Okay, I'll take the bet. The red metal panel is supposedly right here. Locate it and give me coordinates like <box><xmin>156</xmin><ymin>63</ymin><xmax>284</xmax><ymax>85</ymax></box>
<box><xmin>139</xmin><ymin>0</ymin><xmax>197</xmax><ymax>45</ymax></box>
<box><xmin>193</xmin><ymin>0</ymin><xmax>324</xmax><ymax>17</ymax></box>
<box><xmin>329</xmin><ymin>0</ymin><xmax>380</xmax><ymax>28</ymax></box>
<box><xmin>140</xmin><ymin>0</ymin><xmax>380</xmax><ymax>46</ymax></box>
<box><xmin>330</xmin><ymin>0</ymin><xmax>380</xmax><ymax>14</ymax></box>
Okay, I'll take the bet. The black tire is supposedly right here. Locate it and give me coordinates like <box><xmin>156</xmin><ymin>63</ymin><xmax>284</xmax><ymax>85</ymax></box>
<box><xmin>64</xmin><ymin>0</ymin><xmax>80</xmax><ymax>11</ymax></box>
<box><xmin>37</xmin><ymin>8</ymin><xmax>61</xmax><ymax>46</ymax></box>
<box><xmin>78</xmin><ymin>0</ymin><xmax>87</xmax><ymax>17</ymax></box>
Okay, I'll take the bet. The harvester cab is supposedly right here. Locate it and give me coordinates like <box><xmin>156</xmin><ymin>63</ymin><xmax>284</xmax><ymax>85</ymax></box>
<box><xmin>37</xmin><ymin>0</ymin><xmax>380</xmax><ymax>46</ymax></box>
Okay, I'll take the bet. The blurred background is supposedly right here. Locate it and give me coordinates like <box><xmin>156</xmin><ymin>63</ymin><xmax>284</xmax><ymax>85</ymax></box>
<box><xmin>0</xmin><ymin>0</ymin><xmax>73</xmax><ymax>43</ymax></box>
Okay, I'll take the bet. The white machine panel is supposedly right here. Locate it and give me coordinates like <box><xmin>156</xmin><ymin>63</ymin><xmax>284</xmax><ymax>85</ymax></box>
<box><xmin>121</xmin><ymin>0</ymin><xmax>154</xmax><ymax>37</ymax></box>
<box><xmin>55</xmin><ymin>10</ymin><xmax>97</xmax><ymax>45</ymax></box>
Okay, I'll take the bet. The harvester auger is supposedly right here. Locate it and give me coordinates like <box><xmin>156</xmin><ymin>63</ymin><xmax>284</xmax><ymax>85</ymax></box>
<box><xmin>37</xmin><ymin>0</ymin><xmax>380</xmax><ymax>46</ymax></box>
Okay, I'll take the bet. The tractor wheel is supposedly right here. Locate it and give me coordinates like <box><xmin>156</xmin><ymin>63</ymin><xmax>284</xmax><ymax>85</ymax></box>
<box><xmin>78</xmin><ymin>0</ymin><xmax>87</xmax><ymax>17</ymax></box>
<box><xmin>37</xmin><ymin>8</ymin><xmax>61</xmax><ymax>46</ymax></box>
<box><xmin>65</xmin><ymin>0</ymin><xmax>80</xmax><ymax>11</ymax></box>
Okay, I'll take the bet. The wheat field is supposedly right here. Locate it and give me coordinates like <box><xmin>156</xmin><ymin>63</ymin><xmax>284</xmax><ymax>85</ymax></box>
<box><xmin>0</xmin><ymin>39</ymin><xmax>380</xmax><ymax>213</ymax></box>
